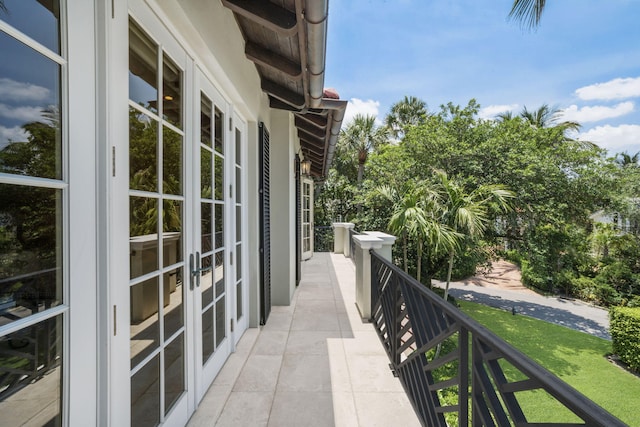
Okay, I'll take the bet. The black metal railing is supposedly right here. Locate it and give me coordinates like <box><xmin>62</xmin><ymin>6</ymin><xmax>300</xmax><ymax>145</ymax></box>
<box><xmin>314</xmin><ymin>226</ymin><xmax>334</xmax><ymax>252</ymax></box>
<box><xmin>370</xmin><ymin>251</ymin><xmax>625</xmax><ymax>427</ymax></box>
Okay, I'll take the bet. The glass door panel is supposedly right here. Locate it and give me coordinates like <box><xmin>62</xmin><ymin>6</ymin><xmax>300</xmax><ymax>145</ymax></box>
<box><xmin>302</xmin><ymin>179</ymin><xmax>313</xmax><ymax>260</ymax></box>
<box><xmin>128</xmin><ymin>19</ymin><xmax>186</xmax><ymax>426</ymax></box>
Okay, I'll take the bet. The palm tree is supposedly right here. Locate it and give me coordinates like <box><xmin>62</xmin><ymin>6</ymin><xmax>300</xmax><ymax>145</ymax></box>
<box><xmin>508</xmin><ymin>0</ymin><xmax>547</xmax><ymax>29</ymax></box>
<box><xmin>384</xmin><ymin>96</ymin><xmax>429</xmax><ymax>140</ymax></box>
<box><xmin>495</xmin><ymin>111</ymin><xmax>515</xmax><ymax>122</ymax></box>
<box><xmin>519</xmin><ymin>104</ymin><xmax>580</xmax><ymax>133</ymax></box>
<box><xmin>432</xmin><ymin>170</ymin><xmax>514</xmax><ymax>301</ymax></box>
<box><xmin>616</xmin><ymin>151</ymin><xmax>640</xmax><ymax>168</ymax></box>
<box><xmin>340</xmin><ymin>114</ymin><xmax>389</xmax><ymax>185</ymax></box>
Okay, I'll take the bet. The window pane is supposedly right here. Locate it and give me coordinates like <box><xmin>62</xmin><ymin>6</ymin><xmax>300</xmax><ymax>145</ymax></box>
<box><xmin>129</xmin><ymin>108</ymin><xmax>158</xmax><ymax>192</ymax></box>
<box><xmin>164</xmin><ymin>333</ymin><xmax>185</xmax><ymax>415</ymax></box>
<box><xmin>0</xmin><ymin>31</ymin><xmax>62</xmax><ymax>179</ymax></box>
<box><xmin>200</xmin><ymin>148</ymin><xmax>212</xmax><ymax>199</ymax></box>
<box><xmin>162</xmin><ymin>126</ymin><xmax>182</xmax><ymax>195</ymax></box>
<box><xmin>215</xmin><ymin>203</ymin><xmax>224</xmax><ymax>249</ymax></box>
<box><xmin>236</xmin><ymin>205</ymin><xmax>241</xmax><ymax>242</ymax></box>
<box><xmin>215</xmin><ymin>297</ymin><xmax>225</xmax><ymax>347</ymax></box>
<box><xmin>0</xmin><ymin>315</ymin><xmax>62</xmax><ymax>426</ymax></box>
<box><xmin>201</xmin><ymin>203</ymin><xmax>212</xmax><ymax>253</ymax></box>
<box><xmin>236</xmin><ymin>243</ymin><xmax>242</xmax><ymax>281</ymax></box>
<box><xmin>0</xmin><ymin>184</ymin><xmax>62</xmax><ymax>327</ymax></box>
<box><xmin>131</xmin><ymin>354</ymin><xmax>160</xmax><ymax>427</ymax></box>
<box><xmin>214</xmin><ymin>154</ymin><xmax>224</xmax><ymax>201</ymax></box>
<box><xmin>129</xmin><ymin>20</ymin><xmax>158</xmax><ymax>114</ymax></box>
<box><xmin>130</xmin><ymin>196</ymin><xmax>158</xmax><ymax>279</ymax></box>
<box><xmin>200</xmin><ymin>94</ymin><xmax>212</xmax><ymax>147</ymax></box>
<box><xmin>162</xmin><ymin>53</ymin><xmax>181</xmax><ymax>128</ymax></box>
<box><xmin>215</xmin><ymin>251</ymin><xmax>224</xmax><ymax>298</ymax></box>
<box><xmin>235</xmin><ymin>166</ymin><xmax>241</xmax><ymax>202</ymax></box>
<box><xmin>235</xmin><ymin>128</ymin><xmax>241</xmax><ymax>166</ymax></box>
<box><xmin>163</xmin><ymin>268</ymin><xmax>183</xmax><ymax>339</ymax></box>
<box><xmin>202</xmin><ymin>307</ymin><xmax>213</xmax><ymax>363</ymax></box>
<box><xmin>201</xmin><ymin>255</ymin><xmax>213</xmax><ymax>309</ymax></box>
<box><xmin>214</xmin><ymin>107</ymin><xmax>223</xmax><ymax>154</ymax></box>
<box><xmin>163</xmin><ymin>200</ymin><xmax>182</xmax><ymax>266</ymax></box>
<box><xmin>0</xmin><ymin>0</ymin><xmax>60</xmax><ymax>54</ymax></box>
<box><xmin>130</xmin><ymin>277</ymin><xmax>160</xmax><ymax>369</ymax></box>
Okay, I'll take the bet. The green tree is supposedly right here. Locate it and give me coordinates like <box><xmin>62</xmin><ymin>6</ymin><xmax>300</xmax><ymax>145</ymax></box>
<box><xmin>384</xmin><ymin>96</ymin><xmax>429</xmax><ymax>140</ymax></box>
<box><xmin>508</xmin><ymin>0</ymin><xmax>547</xmax><ymax>29</ymax></box>
<box><xmin>339</xmin><ymin>114</ymin><xmax>389</xmax><ymax>185</ymax></box>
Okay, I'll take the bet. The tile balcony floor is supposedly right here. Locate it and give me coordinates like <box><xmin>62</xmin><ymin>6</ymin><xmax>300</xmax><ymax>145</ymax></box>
<box><xmin>187</xmin><ymin>252</ymin><xmax>420</xmax><ymax>427</ymax></box>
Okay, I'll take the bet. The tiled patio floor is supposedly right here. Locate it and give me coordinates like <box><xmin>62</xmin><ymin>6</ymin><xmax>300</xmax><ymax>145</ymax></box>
<box><xmin>187</xmin><ymin>252</ymin><xmax>420</xmax><ymax>427</ymax></box>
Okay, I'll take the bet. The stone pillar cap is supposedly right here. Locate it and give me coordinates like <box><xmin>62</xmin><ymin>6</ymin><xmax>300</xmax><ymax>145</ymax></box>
<box><xmin>332</xmin><ymin>222</ymin><xmax>355</xmax><ymax>229</ymax></box>
<box><xmin>353</xmin><ymin>234</ymin><xmax>384</xmax><ymax>250</ymax></box>
<box><xmin>363</xmin><ymin>231</ymin><xmax>397</xmax><ymax>244</ymax></box>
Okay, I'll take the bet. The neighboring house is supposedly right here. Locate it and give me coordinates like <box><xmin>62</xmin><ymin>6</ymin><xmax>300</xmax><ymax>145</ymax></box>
<box><xmin>0</xmin><ymin>1</ymin><xmax>346</xmax><ymax>425</ymax></box>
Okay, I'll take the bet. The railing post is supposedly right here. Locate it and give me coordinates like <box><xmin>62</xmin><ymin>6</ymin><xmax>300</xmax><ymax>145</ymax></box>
<box><xmin>364</xmin><ymin>231</ymin><xmax>396</xmax><ymax>261</ymax></box>
<box><xmin>353</xmin><ymin>235</ymin><xmax>383</xmax><ymax>320</ymax></box>
<box><xmin>332</xmin><ymin>222</ymin><xmax>354</xmax><ymax>255</ymax></box>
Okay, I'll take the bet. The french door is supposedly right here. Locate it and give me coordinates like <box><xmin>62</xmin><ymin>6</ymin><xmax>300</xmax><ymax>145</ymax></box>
<box><xmin>301</xmin><ymin>178</ymin><xmax>314</xmax><ymax>260</ymax></box>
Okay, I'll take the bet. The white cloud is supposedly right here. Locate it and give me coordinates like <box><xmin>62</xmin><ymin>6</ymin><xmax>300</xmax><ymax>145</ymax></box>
<box><xmin>575</xmin><ymin>77</ymin><xmax>640</xmax><ymax>101</ymax></box>
<box><xmin>478</xmin><ymin>104</ymin><xmax>519</xmax><ymax>120</ymax></box>
<box><xmin>0</xmin><ymin>125</ymin><xmax>30</xmax><ymax>149</ymax></box>
<box><xmin>344</xmin><ymin>98</ymin><xmax>381</xmax><ymax>126</ymax></box>
<box><xmin>560</xmin><ymin>102</ymin><xmax>634</xmax><ymax>123</ymax></box>
<box><xmin>0</xmin><ymin>104</ymin><xmax>44</xmax><ymax>122</ymax></box>
<box><xmin>0</xmin><ymin>78</ymin><xmax>50</xmax><ymax>102</ymax></box>
<box><xmin>578</xmin><ymin>124</ymin><xmax>640</xmax><ymax>153</ymax></box>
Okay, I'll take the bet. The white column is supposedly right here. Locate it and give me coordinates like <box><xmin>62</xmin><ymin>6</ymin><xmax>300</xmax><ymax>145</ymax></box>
<box><xmin>353</xmin><ymin>235</ymin><xmax>383</xmax><ymax>320</ymax></box>
<box><xmin>364</xmin><ymin>231</ymin><xmax>396</xmax><ymax>261</ymax></box>
<box><xmin>332</xmin><ymin>222</ymin><xmax>354</xmax><ymax>254</ymax></box>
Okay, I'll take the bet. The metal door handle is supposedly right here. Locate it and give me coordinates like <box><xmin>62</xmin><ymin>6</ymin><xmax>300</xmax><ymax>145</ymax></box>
<box><xmin>190</xmin><ymin>252</ymin><xmax>213</xmax><ymax>290</ymax></box>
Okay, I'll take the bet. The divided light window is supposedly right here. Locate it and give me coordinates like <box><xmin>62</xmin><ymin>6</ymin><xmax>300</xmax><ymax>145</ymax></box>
<box><xmin>128</xmin><ymin>19</ymin><xmax>185</xmax><ymax>426</ymax></box>
<box><xmin>0</xmin><ymin>1</ymin><xmax>65</xmax><ymax>425</ymax></box>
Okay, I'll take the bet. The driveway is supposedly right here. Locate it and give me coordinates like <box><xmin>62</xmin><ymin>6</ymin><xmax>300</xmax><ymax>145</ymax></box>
<box><xmin>431</xmin><ymin>266</ymin><xmax>611</xmax><ymax>340</ymax></box>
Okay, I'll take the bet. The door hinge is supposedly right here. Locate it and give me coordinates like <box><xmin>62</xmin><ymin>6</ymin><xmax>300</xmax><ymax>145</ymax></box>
<box><xmin>113</xmin><ymin>305</ymin><xmax>117</xmax><ymax>336</ymax></box>
<box><xmin>231</xmin><ymin>318</ymin><xmax>234</xmax><ymax>332</ymax></box>
<box><xmin>229</xmin><ymin>117</ymin><xmax>233</xmax><ymax>131</ymax></box>
<box><xmin>230</xmin><ymin>251</ymin><xmax>233</xmax><ymax>265</ymax></box>
<box><xmin>229</xmin><ymin>184</ymin><xmax>233</xmax><ymax>199</ymax></box>
<box><xmin>112</xmin><ymin>146</ymin><xmax>116</xmax><ymax>177</ymax></box>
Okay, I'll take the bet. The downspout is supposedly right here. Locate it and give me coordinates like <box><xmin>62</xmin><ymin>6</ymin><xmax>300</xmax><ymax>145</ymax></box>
<box><xmin>304</xmin><ymin>0</ymin><xmax>328</xmax><ymax>109</ymax></box>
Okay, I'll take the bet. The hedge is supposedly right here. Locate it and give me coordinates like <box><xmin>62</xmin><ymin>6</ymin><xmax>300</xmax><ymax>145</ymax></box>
<box><xmin>610</xmin><ymin>307</ymin><xmax>640</xmax><ymax>373</ymax></box>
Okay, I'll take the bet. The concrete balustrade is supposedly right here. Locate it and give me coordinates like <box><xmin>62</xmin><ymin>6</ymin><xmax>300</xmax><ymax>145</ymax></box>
<box><xmin>332</xmin><ymin>222</ymin><xmax>354</xmax><ymax>255</ymax></box>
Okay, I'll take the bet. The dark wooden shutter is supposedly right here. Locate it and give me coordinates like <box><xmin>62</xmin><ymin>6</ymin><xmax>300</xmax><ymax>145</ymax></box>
<box><xmin>259</xmin><ymin>123</ymin><xmax>271</xmax><ymax>325</ymax></box>
<box><xmin>295</xmin><ymin>155</ymin><xmax>301</xmax><ymax>286</ymax></box>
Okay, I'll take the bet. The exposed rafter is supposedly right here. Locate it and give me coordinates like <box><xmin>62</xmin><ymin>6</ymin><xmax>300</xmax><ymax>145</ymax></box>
<box><xmin>221</xmin><ymin>0</ymin><xmax>298</xmax><ymax>35</ymax></box>
<box><xmin>294</xmin><ymin>117</ymin><xmax>326</xmax><ymax>138</ymax></box>
<box><xmin>295</xmin><ymin>113</ymin><xmax>327</xmax><ymax>129</ymax></box>
<box><xmin>261</xmin><ymin>79</ymin><xmax>305</xmax><ymax>109</ymax></box>
<box><xmin>297</xmin><ymin>128</ymin><xmax>326</xmax><ymax>147</ymax></box>
<box><xmin>245</xmin><ymin>42</ymin><xmax>302</xmax><ymax>79</ymax></box>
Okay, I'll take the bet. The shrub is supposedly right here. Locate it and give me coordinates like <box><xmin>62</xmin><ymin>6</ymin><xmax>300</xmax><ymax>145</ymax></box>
<box><xmin>521</xmin><ymin>258</ymin><xmax>549</xmax><ymax>291</ymax></box>
<box><xmin>610</xmin><ymin>307</ymin><xmax>640</xmax><ymax>373</ymax></box>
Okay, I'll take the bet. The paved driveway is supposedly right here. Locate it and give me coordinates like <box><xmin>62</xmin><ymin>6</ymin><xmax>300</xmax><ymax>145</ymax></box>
<box><xmin>432</xmin><ymin>279</ymin><xmax>611</xmax><ymax>340</ymax></box>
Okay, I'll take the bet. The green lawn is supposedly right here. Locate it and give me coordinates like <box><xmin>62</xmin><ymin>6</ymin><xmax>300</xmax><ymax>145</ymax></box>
<box><xmin>458</xmin><ymin>300</ymin><xmax>640</xmax><ymax>426</ymax></box>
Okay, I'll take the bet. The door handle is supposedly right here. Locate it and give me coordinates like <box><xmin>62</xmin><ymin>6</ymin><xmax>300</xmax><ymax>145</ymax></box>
<box><xmin>190</xmin><ymin>251</ymin><xmax>213</xmax><ymax>290</ymax></box>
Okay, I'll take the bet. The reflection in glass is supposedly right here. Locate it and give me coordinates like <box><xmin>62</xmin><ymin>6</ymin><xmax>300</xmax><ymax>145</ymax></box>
<box><xmin>214</xmin><ymin>155</ymin><xmax>224</xmax><ymax>201</ymax></box>
<box><xmin>130</xmin><ymin>197</ymin><xmax>158</xmax><ymax>279</ymax></box>
<box><xmin>236</xmin><ymin>205</ymin><xmax>241</xmax><ymax>242</ymax></box>
<box><xmin>0</xmin><ymin>315</ymin><xmax>62</xmax><ymax>426</ymax></box>
<box><xmin>200</xmin><ymin>94</ymin><xmax>212</xmax><ymax>147</ymax></box>
<box><xmin>130</xmin><ymin>277</ymin><xmax>160</xmax><ymax>368</ymax></box>
<box><xmin>235</xmin><ymin>167</ymin><xmax>241</xmax><ymax>202</ymax></box>
<box><xmin>236</xmin><ymin>243</ymin><xmax>242</xmax><ymax>281</ymax></box>
<box><xmin>0</xmin><ymin>0</ymin><xmax>60</xmax><ymax>53</ymax></box>
<box><xmin>201</xmin><ymin>203</ymin><xmax>212</xmax><ymax>253</ymax></box>
<box><xmin>201</xmin><ymin>255</ymin><xmax>213</xmax><ymax>309</ymax></box>
<box><xmin>163</xmin><ymin>268</ymin><xmax>183</xmax><ymax>339</ymax></box>
<box><xmin>214</xmin><ymin>107</ymin><xmax>223</xmax><ymax>154</ymax></box>
<box><xmin>216</xmin><ymin>297</ymin><xmax>225</xmax><ymax>347</ymax></box>
<box><xmin>201</xmin><ymin>148</ymin><xmax>212</xmax><ymax>199</ymax></box>
<box><xmin>129</xmin><ymin>108</ymin><xmax>158</xmax><ymax>192</ymax></box>
<box><xmin>202</xmin><ymin>307</ymin><xmax>214</xmax><ymax>363</ymax></box>
<box><xmin>129</xmin><ymin>20</ymin><xmax>158</xmax><ymax>114</ymax></box>
<box><xmin>215</xmin><ymin>204</ymin><xmax>224</xmax><ymax>249</ymax></box>
<box><xmin>164</xmin><ymin>334</ymin><xmax>185</xmax><ymax>416</ymax></box>
<box><xmin>215</xmin><ymin>251</ymin><xmax>225</xmax><ymax>298</ymax></box>
<box><xmin>0</xmin><ymin>32</ymin><xmax>62</xmax><ymax>179</ymax></box>
<box><xmin>0</xmin><ymin>184</ymin><xmax>62</xmax><ymax>327</ymax></box>
<box><xmin>131</xmin><ymin>354</ymin><xmax>160</xmax><ymax>427</ymax></box>
<box><xmin>163</xmin><ymin>126</ymin><xmax>182</xmax><ymax>195</ymax></box>
<box><xmin>162</xmin><ymin>53</ymin><xmax>182</xmax><ymax>128</ymax></box>
<box><xmin>235</xmin><ymin>128</ymin><xmax>241</xmax><ymax>166</ymax></box>
<box><xmin>162</xmin><ymin>200</ymin><xmax>182</xmax><ymax>267</ymax></box>
<box><xmin>237</xmin><ymin>280</ymin><xmax>243</xmax><ymax>320</ymax></box>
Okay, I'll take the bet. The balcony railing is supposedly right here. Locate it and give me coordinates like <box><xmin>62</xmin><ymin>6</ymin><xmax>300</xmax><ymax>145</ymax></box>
<box><xmin>348</xmin><ymin>227</ymin><xmax>359</xmax><ymax>262</ymax></box>
<box><xmin>369</xmin><ymin>250</ymin><xmax>625</xmax><ymax>427</ymax></box>
<box><xmin>313</xmin><ymin>225</ymin><xmax>334</xmax><ymax>252</ymax></box>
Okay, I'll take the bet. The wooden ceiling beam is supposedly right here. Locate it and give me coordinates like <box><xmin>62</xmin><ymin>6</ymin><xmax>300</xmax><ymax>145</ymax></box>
<box><xmin>294</xmin><ymin>117</ymin><xmax>326</xmax><ymax>138</ymax></box>
<box><xmin>298</xmin><ymin>128</ymin><xmax>326</xmax><ymax>146</ymax></box>
<box><xmin>245</xmin><ymin>42</ymin><xmax>302</xmax><ymax>79</ymax></box>
<box><xmin>221</xmin><ymin>0</ymin><xmax>298</xmax><ymax>35</ymax></box>
<box><xmin>296</xmin><ymin>113</ymin><xmax>327</xmax><ymax>129</ymax></box>
<box><xmin>262</xmin><ymin>79</ymin><xmax>305</xmax><ymax>109</ymax></box>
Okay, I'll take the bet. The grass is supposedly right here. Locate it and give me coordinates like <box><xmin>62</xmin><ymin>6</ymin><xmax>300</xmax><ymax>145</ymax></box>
<box><xmin>458</xmin><ymin>300</ymin><xmax>640</xmax><ymax>425</ymax></box>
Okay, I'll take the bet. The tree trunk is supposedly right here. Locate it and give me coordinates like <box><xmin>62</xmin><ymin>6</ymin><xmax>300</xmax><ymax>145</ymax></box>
<box><xmin>357</xmin><ymin>162</ymin><xmax>364</xmax><ymax>185</ymax></box>
<box><xmin>444</xmin><ymin>250</ymin><xmax>455</xmax><ymax>301</ymax></box>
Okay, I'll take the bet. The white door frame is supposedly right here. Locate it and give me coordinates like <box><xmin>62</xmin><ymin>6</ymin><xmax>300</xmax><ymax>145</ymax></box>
<box><xmin>301</xmin><ymin>177</ymin><xmax>314</xmax><ymax>260</ymax></box>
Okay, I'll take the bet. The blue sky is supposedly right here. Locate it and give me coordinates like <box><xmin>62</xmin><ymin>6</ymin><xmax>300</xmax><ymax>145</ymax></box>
<box><xmin>325</xmin><ymin>0</ymin><xmax>640</xmax><ymax>156</ymax></box>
